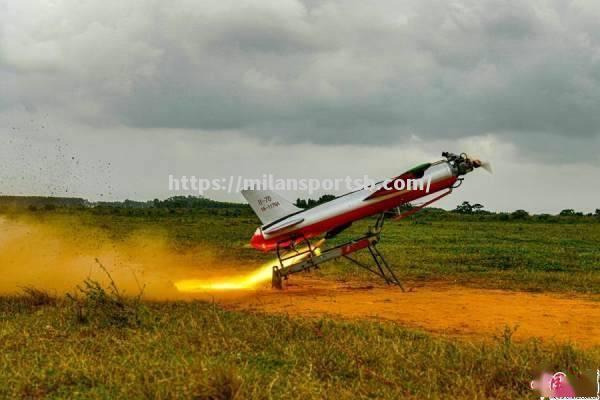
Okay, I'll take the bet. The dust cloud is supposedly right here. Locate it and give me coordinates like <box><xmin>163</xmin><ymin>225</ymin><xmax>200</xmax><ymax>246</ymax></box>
<box><xmin>0</xmin><ymin>215</ymin><xmax>268</xmax><ymax>299</ymax></box>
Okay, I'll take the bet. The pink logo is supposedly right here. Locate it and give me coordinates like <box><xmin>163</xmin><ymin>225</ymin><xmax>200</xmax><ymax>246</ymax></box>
<box><xmin>531</xmin><ymin>372</ymin><xmax>576</xmax><ymax>398</ymax></box>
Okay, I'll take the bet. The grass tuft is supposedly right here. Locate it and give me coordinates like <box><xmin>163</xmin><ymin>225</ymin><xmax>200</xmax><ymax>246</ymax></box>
<box><xmin>20</xmin><ymin>286</ymin><xmax>56</xmax><ymax>307</ymax></box>
<box><xmin>66</xmin><ymin>258</ymin><xmax>147</xmax><ymax>327</ymax></box>
<box><xmin>194</xmin><ymin>366</ymin><xmax>243</xmax><ymax>400</ymax></box>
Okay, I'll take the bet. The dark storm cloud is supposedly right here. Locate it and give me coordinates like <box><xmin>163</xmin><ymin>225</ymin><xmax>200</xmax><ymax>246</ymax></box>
<box><xmin>2</xmin><ymin>0</ymin><xmax>600</xmax><ymax>156</ymax></box>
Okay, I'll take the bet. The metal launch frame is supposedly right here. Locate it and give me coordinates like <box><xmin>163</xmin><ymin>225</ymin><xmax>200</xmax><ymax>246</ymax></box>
<box><xmin>272</xmin><ymin>213</ymin><xmax>406</xmax><ymax>290</ymax></box>
<box><xmin>271</xmin><ymin>188</ymin><xmax>454</xmax><ymax>291</ymax></box>
<box><xmin>272</xmin><ymin>213</ymin><xmax>405</xmax><ymax>291</ymax></box>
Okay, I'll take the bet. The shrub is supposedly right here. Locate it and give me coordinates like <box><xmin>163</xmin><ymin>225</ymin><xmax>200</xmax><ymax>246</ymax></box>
<box><xmin>67</xmin><ymin>259</ymin><xmax>147</xmax><ymax>327</ymax></box>
<box><xmin>511</xmin><ymin>209</ymin><xmax>529</xmax><ymax>220</ymax></box>
<box><xmin>498</xmin><ymin>213</ymin><xmax>510</xmax><ymax>221</ymax></box>
<box><xmin>194</xmin><ymin>367</ymin><xmax>243</xmax><ymax>400</ymax></box>
<box><xmin>20</xmin><ymin>286</ymin><xmax>56</xmax><ymax>307</ymax></box>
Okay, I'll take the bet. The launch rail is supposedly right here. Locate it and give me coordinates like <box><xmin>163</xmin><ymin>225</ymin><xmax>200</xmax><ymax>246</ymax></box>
<box><xmin>272</xmin><ymin>213</ymin><xmax>406</xmax><ymax>291</ymax></box>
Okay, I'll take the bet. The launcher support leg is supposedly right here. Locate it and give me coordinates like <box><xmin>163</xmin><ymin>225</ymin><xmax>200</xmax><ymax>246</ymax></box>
<box><xmin>372</xmin><ymin>212</ymin><xmax>385</xmax><ymax>234</ymax></box>
<box><xmin>272</xmin><ymin>266</ymin><xmax>283</xmax><ymax>290</ymax></box>
<box><xmin>343</xmin><ymin>243</ymin><xmax>405</xmax><ymax>292</ymax></box>
<box><xmin>370</xmin><ymin>244</ymin><xmax>405</xmax><ymax>292</ymax></box>
<box><xmin>270</xmin><ymin>223</ymin><xmax>405</xmax><ymax>291</ymax></box>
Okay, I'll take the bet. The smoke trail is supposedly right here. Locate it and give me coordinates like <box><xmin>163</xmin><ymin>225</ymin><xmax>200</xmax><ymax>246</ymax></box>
<box><xmin>0</xmin><ymin>215</ymin><xmax>268</xmax><ymax>299</ymax></box>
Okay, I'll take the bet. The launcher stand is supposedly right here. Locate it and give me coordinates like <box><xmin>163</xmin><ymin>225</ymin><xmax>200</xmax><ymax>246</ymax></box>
<box><xmin>271</xmin><ymin>213</ymin><xmax>405</xmax><ymax>291</ymax></box>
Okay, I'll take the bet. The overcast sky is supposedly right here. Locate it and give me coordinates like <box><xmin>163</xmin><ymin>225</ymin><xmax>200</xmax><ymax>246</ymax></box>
<box><xmin>1</xmin><ymin>0</ymin><xmax>599</xmax><ymax>213</ymax></box>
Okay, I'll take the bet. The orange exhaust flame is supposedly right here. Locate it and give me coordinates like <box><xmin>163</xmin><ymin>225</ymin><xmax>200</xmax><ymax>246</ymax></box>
<box><xmin>175</xmin><ymin>240</ymin><xmax>325</xmax><ymax>292</ymax></box>
<box><xmin>174</xmin><ymin>261</ymin><xmax>275</xmax><ymax>292</ymax></box>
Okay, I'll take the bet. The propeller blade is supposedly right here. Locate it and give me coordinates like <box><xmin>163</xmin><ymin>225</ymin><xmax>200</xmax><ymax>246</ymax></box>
<box><xmin>479</xmin><ymin>161</ymin><xmax>493</xmax><ymax>173</ymax></box>
<box><xmin>469</xmin><ymin>156</ymin><xmax>493</xmax><ymax>174</ymax></box>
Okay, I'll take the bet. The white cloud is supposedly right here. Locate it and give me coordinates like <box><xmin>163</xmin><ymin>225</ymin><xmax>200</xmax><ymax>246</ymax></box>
<box><xmin>0</xmin><ymin>0</ymin><xmax>599</xmax><ymax>209</ymax></box>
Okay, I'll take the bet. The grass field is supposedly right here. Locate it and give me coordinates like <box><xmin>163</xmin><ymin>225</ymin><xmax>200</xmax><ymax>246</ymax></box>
<box><xmin>6</xmin><ymin>208</ymin><xmax>599</xmax><ymax>293</ymax></box>
<box><xmin>1</xmin><ymin>295</ymin><xmax>598</xmax><ymax>399</ymax></box>
<box><xmin>0</xmin><ymin>208</ymin><xmax>599</xmax><ymax>399</ymax></box>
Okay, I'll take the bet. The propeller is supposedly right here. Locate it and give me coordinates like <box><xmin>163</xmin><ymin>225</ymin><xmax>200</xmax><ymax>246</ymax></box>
<box><xmin>468</xmin><ymin>155</ymin><xmax>493</xmax><ymax>174</ymax></box>
<box><xmin>476</xmin><ymin>160</ymin><xmax>493</xmax><ymax>173</ymax></box>
<box><xmin>442</xmin><ymin>152</ymin><xmax>493</xmax><ymax>175</ymax></box>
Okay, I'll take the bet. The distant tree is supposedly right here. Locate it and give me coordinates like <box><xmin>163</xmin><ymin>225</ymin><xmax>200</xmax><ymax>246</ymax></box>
<box><xmin>295</xmin><ymin>195</ymin><xmax>336</xmax><ymax>209</ymax></box>
<box><xmin>295</xmin><ymin>198</ymin><xmax>308</xmax><ymax>208</ymax></box>
<box><xmin>123</xmin><ymin>199</ymin><xmax>137</xmax><ymax>208</ymax></box>
<box><xmin>471</xmin><ymin>203</ymin><xmax>485</xmax><ymax>213</ymax></box>
<box><xmin>0</xmin><ymin>196</ymin><xmax>87</xmax><ymax>209</ymax></box>
<box><xmin>511</xmin><ymin>209</ymin><xmax>529</xmax><ymax>219</ymax></box>
<box><xmin>150</xmin><ymin>195</ymin><xmax>243</xmax><ymax>210</ymax></box>
<box><xmin>399</xmin><ymin>202</ymin><xmax>414</xmax><ymax>212</ymax></box>
<box><xmin>454</xmin><ymin>201</ymin><xmax>486</xmax><ymax>214</ymax></box>
<box><xmin>595</xmin><ymin>209</ymin><xmax>600</xmax><ymax>217</ymax></box>
<box><xmin>454</xmin><ymin>201</ymin><xmax>473</xmax><ymax>214</ymax></box>
<box><xmin>318</xmin><ymin>194</ymin><xmax>336</xmax><ymax>204</ymax></box>
<box><xmin>559</xmin><ymin>209</ymin><xmax>576</xmax><ymax>216</ymax></box>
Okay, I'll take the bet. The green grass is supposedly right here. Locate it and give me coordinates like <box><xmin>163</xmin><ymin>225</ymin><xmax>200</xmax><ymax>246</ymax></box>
<box><xmin>1</xmin><ymin>209</ymin><xmax>599</xmax><ymax>398</ymax></box>
<box><xmin>8</xmin><ymin>208</ymin><xmax>599</xmax><ymax>294</ymax></box>
<box><xmin>1</xmin><ymin>294</ymin><xmax>598</xmax><ymax>399</ymax></box>
<box><xmin>322</xmin><ymin>217</ymin><xmax>600</xmax><ymax>294</ymax></box>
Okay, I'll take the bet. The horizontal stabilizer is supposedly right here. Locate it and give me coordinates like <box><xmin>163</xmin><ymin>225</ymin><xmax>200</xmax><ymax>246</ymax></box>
<box><xmin>241</xmin><ymin>189</ymin><xmax>302</xmax><ymax>225</ymax></box>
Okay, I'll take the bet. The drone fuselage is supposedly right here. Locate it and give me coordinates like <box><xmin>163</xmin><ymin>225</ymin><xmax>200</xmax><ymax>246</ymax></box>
<box><xmin>250</xmin><ymin>161</ymin><xmax>459</xmax><ymax>252</ymax></box>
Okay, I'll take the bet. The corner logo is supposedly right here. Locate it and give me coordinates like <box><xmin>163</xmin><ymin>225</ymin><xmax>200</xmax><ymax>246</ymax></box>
<box><xmin>531</xmin><ymin>370</ymin><xmax>599</xmax><ymax>399</ymax></box>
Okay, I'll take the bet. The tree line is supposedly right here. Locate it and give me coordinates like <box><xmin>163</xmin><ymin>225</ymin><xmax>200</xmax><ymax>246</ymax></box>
<box><xmin>1</xmin><ymin>195</ymin><xmax>598</xmax><ymax>219</ymax></box>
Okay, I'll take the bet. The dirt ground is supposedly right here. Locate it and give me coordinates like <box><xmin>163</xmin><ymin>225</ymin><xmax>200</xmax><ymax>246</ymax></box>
<box><xmin>190</xmin><ymin>278</ymin><xmax>600</xmax><ymax>348</ymax></box>
<box><xmin>2</xmin><ymin>216</ymin><xmax>598</xmax><ymax>348</ymax></box>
